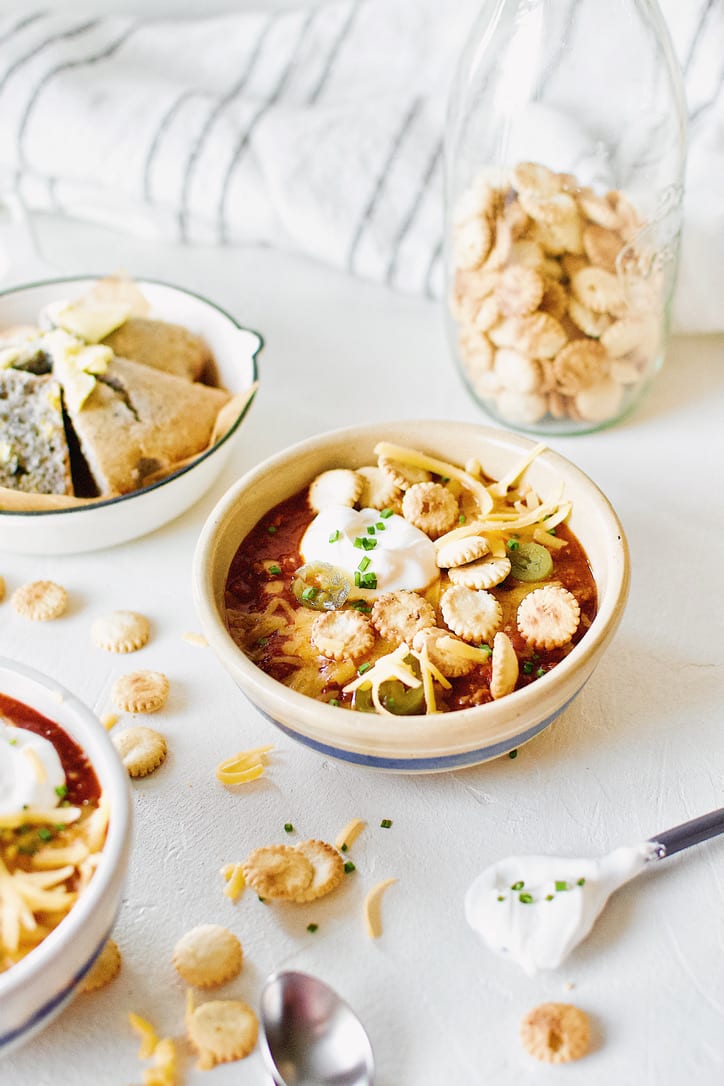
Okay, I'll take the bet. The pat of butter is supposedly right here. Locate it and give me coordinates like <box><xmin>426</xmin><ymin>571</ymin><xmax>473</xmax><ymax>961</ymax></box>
<box><xmin>51</xmin><ymin>299</ymin><xmax>130</xmax><ymax>344</ymax></box>
<box><xmin>43</xmin><ymin>329</ymin><xmax>113</xmax><ymax>411</ymax></box>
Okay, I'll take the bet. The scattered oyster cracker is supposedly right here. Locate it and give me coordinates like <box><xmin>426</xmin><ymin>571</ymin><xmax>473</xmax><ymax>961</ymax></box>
<box><xmin>82</xmin><ymin>938</ymin><xmax>122</xmax><ymax>992</ymax></box>
<box><xmin>91</xmin><ymin>610</ymin><xmax>150</xmax><ymax>653</ymax></box>
<box><xmin>112</xmin><ymin>725</ymin><xmax>167</xmax><ymax>778</ymax></box>
<box><xmin>520</xmin><ymin>1002</ymin><xmax>590</xmax><ymax>1064</ymax></box>
<box><xmin>11</xmin><ymin>580</ymin><xmax>68</xmax><ymax>621</ymax></box>
<box><xmin>186</xmin><ymin>991</ymin><xmax>259</xmax><ymax>1070</ymax></box>
<box><xmin>173</xmin><ymin>924</ymin><xmax>242</xmax><ymax>989</ymax></box>
<box><xmin>111</xmin><ymin>669</ymin><xmax>169</xmax><ymax>713</ymax></box>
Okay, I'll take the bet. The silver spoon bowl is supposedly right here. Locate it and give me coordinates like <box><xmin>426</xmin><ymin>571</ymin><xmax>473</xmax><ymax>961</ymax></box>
<box><xmin>259</xmin><ymin>971</ymin><xmax>375</xmax><ymax>1086</ymax></box>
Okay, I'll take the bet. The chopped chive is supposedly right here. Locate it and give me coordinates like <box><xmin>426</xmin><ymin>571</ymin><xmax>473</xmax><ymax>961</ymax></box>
<box><xmin>357</xmin><ymin>556</ymin><xmax>371</xmax><ymax>573</ymax></box>
<box><xmin>440</xmin><ymin>475</ymin><xmax>450</xmax><ymax>483</ymax></box>
<box><xmin>360</xmin><ymin>572</ymin><xmax>377</xmax><ymax>589</ymax></box>
<box><xmin>37</xmin><ymin>827</ymin><xmax>53</xmax><ymax>842</ymax></box>
<box><xmin>284</xmin><ymin>823</ymin><xmax>294</xmax><ymax>833</ymax></box>
<box><xmin>497</xmin><ymin>895</ymin><xmax>505</xmax><ymax>902</ymax></box>
<box><xmin>344</xmin><ymin>861</ymin><xmax>356</xmax><ymax>874</ymax></box>
<box><xmin>301</xmin><ymin>586</ymin><xmax>318</xmax><ymax>601</ymax></box>
<box><xmin>329</xmin><ymin>530</ymin><xmax>341</xmax><ymax>543</ymax></box>
<box><xmin>458</xmin><ymin>513</ymin><xmax>466</xmax><ymax>524</ymax></box>
<box><xmin>18</xmin><ymin>844</ymin><xmax>37</xmax><ymax>856</ymax></box>
<box><xmin>367</xmin><ymin>525</ymin><xmax>376</xmax><ymax>535</ymax></box>
<box><xmin>354</xmin><ymin>571</ymin><xmax>361</xmax><ymax>587</ymax></box>
<box><xmin>8</xmin><ymin>738</ymin><xmax>17</xmax><ymax>746</ymax></box>
<box><xmin>257</xmin><ymin>637</ymin><xmax>269</xmax><ymax>647</ymax></box>
<box><xmin>361</xmin><ymin>537</ymin><xmax>377</xmax><ymax>551</ymax></box>
<box><xmin>341</xmin><ymin>843</ymin><xmax>348</xmax><ymax>852</ymax></box>
<box><xmin>548</xmin><ymin>527</ymin><xmax>557</xmax><ymax>536</ymax></box>
<box><xmin>380</xmin><ymin>818</ymin><xmax>392</xmax><ymax>829</ymax></box>
<box><xmin>536</xmin><ymin>666</ymin><xmax>546</xmax><ymax>678</ymax></box>
<box><xmin>380</xmin><ymin>508</ymin><xmax>393</xmax><ymax>519</ymax></box>
<box><xmin>350</xmin><ymin>600</ymin><xmax>371</xmax><ymax>613</ymax></box>
<box><xmin>506</xmin><ymin>539</ymin><xmax>519</xmax><ymax>551</ymax></box>
<box><xmin>478</xmin><ymin>643</ymin><xmax>492</xmax><ymax>656</ymax></box>
<box><xmin>258</xmin><ymin>896</ymin><xmax>267</xmax><ymax>904</ymax></box>
<box><xmin>267</xmin><ymin>525</ymin><xmax>277</xmax><ymax>535</ymax></box>
<box><xmin>354</xmin><ymin>536</ymin><xmax>364</xmax><ymax>548</ymax></box>
<box><xmin>307</xmin><ymin>923</ymin><xmax>318</xmax><ymax>933</ymax></box>
<box><xmin>54</xmin><ymin>824</ymin><xmax>66</xmax><ymax>831</ymax></box>
<box><xmin>523</xmin><ymin>661</ymin><xmax>533</xmax><ymax>675</ymax></box>
<box><xmin>329</xmin><ymin>698</ymin><xmax>340</xmax><ymax>707</ymax></box>
<box><xmin>508</xmin><ymin>748</ymin><xmax>518</xmax><ymax>759</ymax></box>
<box><xmin>511</xmin><ymin>880</ymin><xmax>524</xmax><ymax>891</ymax></box>
<box><xmin>386</xmin><ymin>697</ymin><xmax>396</xmax><ymax>709</ymax></box>
<box><xmin>577</xmin><ymin>878</ymin><xmax>586</xmax><ymax>886</ymax></box>
<box><xmin>269</xmin><ymin>563</ymin><xmax>281</xmax><ymax>575</ymax></box>
<box><xmin>54</xmin><ymin>784</ymin><xmax>68</xmax><ymax>798</ymax></box>
<box><xmin>531</xmin><ymin>652</ymin><xmax>541</xmax><ymax>661</ymax></box>
<box><xmin>555</xmin><ymin>880</ymin><xmax>568</xmax><ymax>892</ymax></box>
<box><xmin>519</xmin><ymin>892</ymin><xmax>534</xmax><ymax>904</ymax></box>
<box><xmin>546</xmin><ymin>894</ymin><xmax>555</xmax><ymax>901</ymax></box>
<box><xmin>358</xmin><ymin>662</ymin><xmax>372</xmax><ymax>675</ymax></box>
<box><xmin>376</xmin><ymin>521</ymin><xmax>385</xmax><ymax>531</ymax></box>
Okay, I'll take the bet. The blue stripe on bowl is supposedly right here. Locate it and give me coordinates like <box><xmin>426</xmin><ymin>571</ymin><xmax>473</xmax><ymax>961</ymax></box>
<box><xmin>258</xmin><ymin>687</ymin><xmax>583</xmax><ymax>771</ymax></box>
<box><xmin>0</xmin><ymin>931</ymin><xmax>109</xmax><ymax>1052</ymax></box>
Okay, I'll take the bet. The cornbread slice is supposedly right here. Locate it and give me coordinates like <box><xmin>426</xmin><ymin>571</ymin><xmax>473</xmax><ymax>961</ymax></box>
<box><xmin>65</xmin><ymin>356</ymin><xmax>230</xmax><ymax>495</ymax></box>
<box><xmin>103</xmin><ymin>318</ymin><xmax>212</xmax><ymax>382</ymax></box>
<box><xmin>0</xmin><ymin>369</ymin><xmax>72</xmax><ymax>494</ymax></box>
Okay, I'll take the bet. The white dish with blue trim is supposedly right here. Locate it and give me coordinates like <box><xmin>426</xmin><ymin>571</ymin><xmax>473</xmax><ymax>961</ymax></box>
<box><xmin>0</xmin><ymin>657</ymin><xmax>131</xmax><ymax>1056</ymax></box>
<box><xmin>0</xmin><ymin>276</ymin><xmax>262</xmax><ymax>555</ymax></box>
<box><xmin>192</xmin><ymin>420</ymin><xmax>630</xmax><ymax>774</ymax></box>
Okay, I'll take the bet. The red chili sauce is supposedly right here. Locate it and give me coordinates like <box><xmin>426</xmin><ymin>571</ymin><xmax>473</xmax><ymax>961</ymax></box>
<box><xmin>224</xmin><ymin>490</ymin><xmax>598</xmax><ymax>713</ymax></box>
<box><xmin>0</xmin><ymin>691</ymin><xmax>100</xmax><ymax>807</ymax></box>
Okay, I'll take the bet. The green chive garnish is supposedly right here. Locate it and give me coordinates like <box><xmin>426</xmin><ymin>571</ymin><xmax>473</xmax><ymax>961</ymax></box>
<box><xmin>536</xmin><ymin>666</ymin><xmax>545</xmax><ymax>678</ymax></box>
<box><xmin>267</xmin><ymin>525</ymin><xmax>277</xmax><ymax>535</ymax></box>
<box><xmin>341</xmin><ymin>843</ymin><xmax>348</xmax><ymax>852</ymax></box>
<box><xmin>497</xmin><ymin>895</ymin><xmax>505</xmax><ymax>902</ymax></box>
<box><xmin>8</xmin><ymin>738</ymin><xmax>17</xmax><ymax>746</ymax></box>
<box><xmin>357</xmin><ymin>556</ymin><xmax>371</xmax><ymax>572</ymax></box>
<box><xmin>307</xmin><ymin>923</ymin><xmax>319</xmax><ymax>933</ymax></box>
<box><xmin>458</xmin><ymin>513</ymin><xmax>466</xmax><ymax>524</ymax></box>
<box><xmin>508</xmin><ymin>749</ymin><xmax>518</xmax><ymax>759</ymax></box>
<box><xmin>329</xmin><ymin>530</ymin><xmax>341</xmax><ymax>543</ymax></box>
<box><xmin>344</xmin><ymin>861</ymin><xmax>356</xmax><ymax>874</ymax></box>
<box><xmin>360</xmin><ymin>572</ymin><xmax>377</xmax><ymax>589</ymax></box>
<box><xmin>523</xmin><ymin>661</ymin><xmax>533</xmax><ymax>674</ymax></box>
<box><xmin>54</xmin><ymin>784</ymin><xmax>68</xmax><ymax>798</ymax></box>
<box><xmin>519</xmin><ymin>893</ymin><xmax>534</xmax><ymax>904</ymax></box>
<box><xmin>358</xmin><ymin>662</ymin><xmax>372</xmax><ymax>675</ymax></box>
<box><xmin>354</xmin><ymin>571</ymin><xmax>361</xmax><ymax>587</ymax></box>
<box><xmin>511</xmin><ymin>880</ymin><xmax>524</xmax><ymax>891</ymax></box>
<box><xmin>376</xmin><ymin>521</ymin><xmax>385</xmax><ymax>531</ymax></box>
<box><xmin>367</xmin><ymin>525</ymin><xmax>376</xmax><ymax>535</ymax></box>
<box><xmin>301</xmin><ymin>586</ymin><xmax>318</xmax><ymax>600</ymax></box>
<box><xmin>258</xmin><ymin>896</ymin><xmax>267</xmax><ymax>903</ymax></box>
<box><xmin>479</xmin><ymin>643</ymin><xmax>492</xmax><ymax>656</ymax></box>
<box><xmin>555</xmin><ymin>880</ymin><xmax>568</xmax><ymax>892</ymax></box>
<box><xmin>380</xmin><ymin>508</ymin><xmax>393</xmax><ymax>519</ymax></box>
<box><xmin>577</xmin><ymin>878</ymin><xmax>586</xmax><ymax>886</ymax></box>
<box><xmin>37</xmin><ymin>828</ymin><xmax>53</xmax><ymax>842</ymax></box>
<box><xmin>380</xmin><ymin>818</ymin><xmax>392</xmax><ymax>829</ymax></box>
<box><xmin>354</xmin><ymin>537</ymin><xmax>364</xmax><ymax>548</ymax></box>
<box><xmin>546</xmin><ymin>894</ymin><xmax>555</xmax><ymax>901</ymax></box>
<box><xmin>284</xmin><ymin>823</ymin><xmax>294</xmax><ymax>833</ymax></box>
<box><xmin>548</xmin><ymin>527</ymin><xmax>557</xmax><ymax>536</ymax></box>
<box><xmin>329</xmin><ymin>698</ymin><xmax>340</xmax><ymax>707</ymax></box>
<box><xmin>269</xmin><ymin>564</ymin><xmax>281</xmax><ymax>575</ymax></box>
<box><xmin>257</xmin><ymin>637</ymin><xmax>269</xmax><ymax>647</ymax></box>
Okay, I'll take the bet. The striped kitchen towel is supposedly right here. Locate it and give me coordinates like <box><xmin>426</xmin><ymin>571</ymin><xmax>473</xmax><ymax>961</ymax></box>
<box><xmin>0</xmin><ymin>0</ymin><xmax>722</xmax><ymax>331</ymax></box>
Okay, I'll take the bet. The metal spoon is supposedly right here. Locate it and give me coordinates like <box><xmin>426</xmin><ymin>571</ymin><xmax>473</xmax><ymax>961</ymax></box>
<box><xmin>259</xmin><ymin>971</ymin><xmax>375</xmax><ymax>1086</ymax></box>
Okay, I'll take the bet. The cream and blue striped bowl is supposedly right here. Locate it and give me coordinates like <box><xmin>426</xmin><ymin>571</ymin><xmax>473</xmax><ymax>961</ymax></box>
<box><xmin>193</xmin><ymin>420</ymin><xmax>629</xmax><ymax>773</ymax></box>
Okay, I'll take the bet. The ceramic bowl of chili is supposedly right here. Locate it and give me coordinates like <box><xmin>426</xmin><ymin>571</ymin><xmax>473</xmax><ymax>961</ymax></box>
<box><xmin>0</xmin><ymin>657</ymin><xmax>132</xmax><ymax>1056</ymax></box>
<box><xmin>192</xmin><ymin>420</ymin><xmax>630</xmax><ymax>772</ymax></box>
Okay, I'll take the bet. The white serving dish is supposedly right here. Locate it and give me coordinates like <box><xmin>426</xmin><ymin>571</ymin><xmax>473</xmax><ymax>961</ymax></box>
<box><xmin>0</xmin><ymin>276</ymin><xmax>261</xmax><ymax>555</ymax></box>
<box><xmin>192</xmin><ymin>420</ymin><xmax>630</xmax><ymax>773</ymax></box>
<box><xmin>0</xmin><ymin>656</ymin><xmax>132</xmax><ymax>1056</ymax></box>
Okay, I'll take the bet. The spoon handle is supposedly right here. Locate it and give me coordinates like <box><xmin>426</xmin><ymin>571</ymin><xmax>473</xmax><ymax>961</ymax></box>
<box><xmin>648</xmin><ymin>807</ymin><xmax>724</xmax><ymax>859</ymax></box>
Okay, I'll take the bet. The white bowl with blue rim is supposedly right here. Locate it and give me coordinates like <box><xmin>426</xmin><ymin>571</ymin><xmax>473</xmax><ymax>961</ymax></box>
<box><xmin>192</xmin><ymin>420</ymin><xmax>630</xmax><ymax>773</ymax></box>
<box><xmin>0</xmin><ymin>657</ymin><xmax>131</xmax><ymax>1056</ymax></box>
<box><xmin>0</xmin><ymin>276</ymin><xmax>262</xmax><ymax>555</ymax></box>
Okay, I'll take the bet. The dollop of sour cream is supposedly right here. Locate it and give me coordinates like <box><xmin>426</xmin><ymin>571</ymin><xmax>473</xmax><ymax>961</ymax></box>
<box><xmin>0</xmin><ymin>717</ymin><xmax>66</xmax><ymax>815</ymax></box>
<box><xmin>300</xmin><ymin>505</ymin><xmax>439</xmax><ymax>594</ymax></box>
<box><xmin>464</xmin><ymin>845</ymin><xmax>657</xmax><ymax>974</ymax></box>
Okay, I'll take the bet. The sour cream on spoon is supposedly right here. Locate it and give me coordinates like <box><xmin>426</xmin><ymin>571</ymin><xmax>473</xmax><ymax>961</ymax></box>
<box><xmin>465</xmin><ymin>808</ymin><xmax>724</xmax><ymax>975</ymax></box>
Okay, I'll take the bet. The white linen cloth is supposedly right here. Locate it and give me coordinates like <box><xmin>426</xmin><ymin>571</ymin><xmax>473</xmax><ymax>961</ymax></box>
<box><xmin>0</xmin><ymin>0</ymin><xmax>721</xmax><ymax>331</ymax></box>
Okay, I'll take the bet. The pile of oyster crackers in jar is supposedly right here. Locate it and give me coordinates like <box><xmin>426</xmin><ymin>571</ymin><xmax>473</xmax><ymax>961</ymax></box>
<box><xmin>448</xmin><ymin>161</ymin><xmax>663</xmax><ymax>432</ymax></box>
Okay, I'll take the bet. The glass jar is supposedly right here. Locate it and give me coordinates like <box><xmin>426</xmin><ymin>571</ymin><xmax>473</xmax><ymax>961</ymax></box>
<box><xmin>444</xmin><ymin>0</ymin><xmax>686</xmax><ymax>434</ymax></box>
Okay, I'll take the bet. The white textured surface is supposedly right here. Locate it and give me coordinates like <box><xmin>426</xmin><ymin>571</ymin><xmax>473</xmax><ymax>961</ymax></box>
<box><xmin>1</xmin><ymin>215</ymin><xmax>723</xmax><ymax>1085</ymax></box>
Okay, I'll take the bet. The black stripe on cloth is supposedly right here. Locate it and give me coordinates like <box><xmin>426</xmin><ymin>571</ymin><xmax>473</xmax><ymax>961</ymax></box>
<box><xmin>16</xmin><ymin>22</ymin><xmax>140</xmax><ymax>169</ymax></box>
<box><xmin>683</xmin><ymin>0</ymin><xmax>717</xmax><ymax>77</ymax></box>
<box><xmin>422</xmin><ymin>235</ymin><xmax>443</xmax><ymax>300</ymax></box>
<box><xmin>217</xmin><ymin>9</ymin><xmax>317</xmax><ymax>245</ymax></box>
<box><xmin>0</xmin><ymin>11</ymin><xmax>46</xmax><ymax>52</ymax></box>
<box><xmin>143</xmin><ymin>88</ymin><xmax>199</xmax><ymax>204</ymax></box>
<box><xmin>347</xmin><ymin>96</ymin><xmax>423</xmax><ymax>274</ymax></box>
<box><xmin>307</xmin><ymin>1</ymin><xmax>358</xmax><ymax>105</ymax></box>
<box><xmin>384</xmin><ymin>137</ymin><xmax>442</xmax><ymax>286</ymax></box>
<box><xmin>177</xmin><ymin>14</ymin><xmax>277</xmax><ymax>242</ymax></box>
<box><xmin>0</xmin><ymin>18</ymin><xmax>98</xmax><ymax>99</ymax></box>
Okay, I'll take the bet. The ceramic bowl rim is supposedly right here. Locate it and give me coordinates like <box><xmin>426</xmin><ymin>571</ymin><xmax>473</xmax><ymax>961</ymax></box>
<box><xmin>193</xmin><ymin>420</ymin><xmax>630</xmax><ymax>766</ymax></box>
<box><xmin>0</xmin><ymin>274</ymin><xmax>262</xmax><ymax>520</ymax></box>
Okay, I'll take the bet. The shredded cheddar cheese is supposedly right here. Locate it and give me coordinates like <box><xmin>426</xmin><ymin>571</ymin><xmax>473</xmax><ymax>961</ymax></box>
<box><xmin>215</xmin><ymin>745</ymin><xmax>274</xmax><ymax>785</ymax></box>
<box><xmin>364</xmin><ymin>877</ymin><xmax>397</xmax><ymax>938</ymax></box>
<box><xmin>374</xmin><ymin>440</ymin><xmax>494</xmax><ymax>515</ymax></box>
<box><xmin>334</xmin><ymin>818</ymin><xmax>366</xmax><ymax>851</ymax></box>
<box><xmin>221</xmin><ymin>863</ymin><xmax>246</xmax><ymax>901</ymax></box>
<box><xmin>0</xmin><ymin>806</ymin><xmax>81</xmax><ymax>830</ymax></box>
<box><xmin>129</xmin><ymin>1012</ymin><xmax>159</xmax><ymax>1059</ymax></box>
